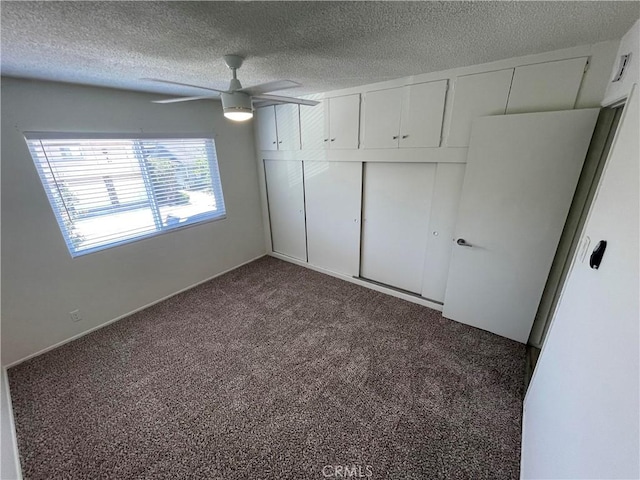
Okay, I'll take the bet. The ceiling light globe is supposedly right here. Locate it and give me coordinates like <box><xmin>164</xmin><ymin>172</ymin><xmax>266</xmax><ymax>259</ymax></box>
<box><xmin>221</xmin><ymin>92</ymin><xmax>253</xmax><ymax>122</ymax></box>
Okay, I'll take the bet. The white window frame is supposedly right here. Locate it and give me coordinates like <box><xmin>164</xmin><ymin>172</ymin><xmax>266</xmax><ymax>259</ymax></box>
<box><xmin>24</xmin><ymin>132</ymin><xmax>227</xmax><ymax>257</ymax></box>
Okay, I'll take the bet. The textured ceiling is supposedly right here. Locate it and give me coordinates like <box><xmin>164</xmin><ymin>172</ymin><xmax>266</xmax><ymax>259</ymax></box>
<box><xmin>1</xmin><ymin>1</ymin><xmax>639</xmax><ymax>98</ymax></box>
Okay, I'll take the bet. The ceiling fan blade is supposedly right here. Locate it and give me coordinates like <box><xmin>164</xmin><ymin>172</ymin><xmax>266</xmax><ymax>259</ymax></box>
<box><xmin>239</xmin><ymin>80</ymin><xmax>301</xmax><ymax>96</ymax></box>
<box><xmin>141</xmin><ymin>78</ymin><xmax>227</xmax><ymax>94</ymax></box>
<box><xmin>252</xmin><ymin>94</ymin><xmax>320</xmax><ymax>107</ymax></box>
<box><xmin>152</xmin><ymin>95</ymin><xmax>218</xmax><ymax>104</ymax></box>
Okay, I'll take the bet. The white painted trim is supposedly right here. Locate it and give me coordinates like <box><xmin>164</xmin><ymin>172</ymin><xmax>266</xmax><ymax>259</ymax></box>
<box><xmin>5</xmin><ymin>254</ymin><xmax>267</xmax><ymax>368</ymax></box>
<box><xmin>269</xmin><ymin>252</ymin><xmax>444</xmax><ymax>312</ymax></box>
<box><xmin>256</xmin><ymin>146</ymin><xmax>468</xmax><ymax>163</ymax></box>
<box><xmin>1</xmin><ymin>368</ymin><xmax>23</xmax><ymax>480</ymax></box>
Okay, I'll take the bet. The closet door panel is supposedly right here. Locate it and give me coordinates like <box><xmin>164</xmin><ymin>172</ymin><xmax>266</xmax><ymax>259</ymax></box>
<box><xmin>399</xmin><ymin>80</ymin><xmax>448</xmax><ymax>148</ymax></box>
<box><xmin>421</xmin><ymin>163</ymin><xmax>466</xmax><ymax>303</ymax></box>
<box><xmin>264</xmin><ymin>160</ymin><xmax>307</xmax><ymax>261</ymax></box>
<box><xmin>447</xmin><ymin>69</ymin><xmax>513</xmax><ymax>147</ymax></box>
<box><xmin>304</xmin><ymin>162</ymin><xmax>362</xmax><ymax>276</ymax></box>
<box><xmin>362</xmin><ymin>87</ymin><xmax>403</xmax><ymax>149</ymax></box>
<box><xmin>329</xmin><ymin>95</ymin><xmax>360</xmax><ymax>149</ymax></box>
<box><xmin>256</xmin><ymin>106</ymin><xmax>278</xmax><ymax>151</ymax></box>
<box><xmin>300</xmin><ymin>101</ymin><xmax>328</xmax><ymax>150</ymax></box>
<box><xmin>275</xmin><ymin>104</ymin><xmax>300</xmax><ymax>151</ymax></box>
<box><xmin>506</xmin><ymin>57</ymin><xmax>587</xmax><ymax>114</ymax></box>
<box><xmin>361</xmin><ymin>163</ymin><xmax>436</xmax><ymax>293</ymax></box>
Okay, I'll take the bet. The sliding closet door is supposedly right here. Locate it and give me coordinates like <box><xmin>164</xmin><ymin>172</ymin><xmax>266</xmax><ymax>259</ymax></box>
<box><xmin>264</xmin><ymin>160</ymin><xmax>307</xmax><ymax>261</ymax></box>
<box><xmin>304</xmin><ymin>162</ymin><xmax>362</xmax><ymax>276</ymax></box>
<box><xmin>360</xmin><ymin>162</ymin><xmax>436</xmax><ymax>293</ymax></box>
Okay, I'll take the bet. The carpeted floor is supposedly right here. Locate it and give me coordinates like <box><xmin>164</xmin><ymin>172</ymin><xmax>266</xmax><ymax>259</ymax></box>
<box><xmin>8</xmin><ymin>256</ymin><xmax>526</xmax><ymax>479</ymax></box>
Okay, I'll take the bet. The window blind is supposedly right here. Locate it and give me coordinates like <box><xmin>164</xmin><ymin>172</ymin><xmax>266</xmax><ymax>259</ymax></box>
<box><xmin>25</xmin><ymin>135</ymin><xmax>226</xmax><ymax>257</ymax></box>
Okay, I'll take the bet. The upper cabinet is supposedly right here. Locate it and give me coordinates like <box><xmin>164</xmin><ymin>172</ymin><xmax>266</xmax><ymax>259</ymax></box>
<box><xmin>362</xmin><ymin>80</ymin><xmax>447</xmax><ymax>149</ymax></box>
<box><xmin>255</xmin><ymin>105</ymin><xmax>300</xmax><ymax>151</ymax></box>
<box><xmin>300</xmin><ymin>94</ymin><xmax>360</xmax><ymax>150</ymax></box>
<box><xmin>447</xmin><ymin>69</ymin><xmax>513</xmax><ymax>147</ymax></box>
<box><xmin>506</xmin><ymin>57</ymin><xmax>588</xmax><ymax>114</ymax></box>
<box><xmin>275</xmin><ymin>104</ymin><xmax>300</xmax><ymax>151</ymax></box>
<box><xmin>255</xmin><ymin>106</ymin><xmax>278</xmax><ymax>151</ymax></box>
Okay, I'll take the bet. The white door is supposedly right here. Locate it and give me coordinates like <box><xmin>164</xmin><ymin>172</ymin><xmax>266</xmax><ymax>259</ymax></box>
<box><xmin>361</xmin><ymin>163</ymin><xmax>436</xmax><ymax>293</ymax></box>
<box><xmin>421</xmin><ymin>163</ymin><xmax>466</xmax><ymax>303</ymax></box>
<box><xmin>362</xmin><ymin>87</ymin><xmax>402</xmax><ymax>149</ymax></box>
<box><xmin>264</xmin><ymin>160</ymin><xmax>307</xmax><ymax>261</ymax></box>
<box><xmin>521</xmin><ymin>88</ymin><xmax>639</xmax><ymax>479</ymax></box>
<box><xmin>443</xmin><ymin>108</ymin><xmax>599</xmax><ymax>342</ymax></box>
<box><xmin>275</xmin><ymin>104</ymin><xmax>300</xmax><ymax>150</ymax></box>
<box><xmin>300</xmin><ymin>101</ymin><xmax>327</xmax><ymax>150</ymax></box>
<box><xmin>255</xmin><ymin>106</ymin><xmax>278</xmax><ymax>151</ymax></box>
<box><xmin>399</xmin><ymin>80</ymin><xmax>447</xmax><ymax>148</ymax></box>
<box><xmin>329</xmin><ymin>95</ymin><xmax>360</xmax><ymax>149</ymax></box>
<box><xmin>304</xmin><ymin>162</ymin><xmax>362</xmax><ymax>276</ymax></box>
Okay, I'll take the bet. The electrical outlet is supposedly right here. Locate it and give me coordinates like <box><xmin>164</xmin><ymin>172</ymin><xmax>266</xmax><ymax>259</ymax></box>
<box><xmin>69</xmin><ymin>309</ymin><xmax>82</xmax><ymax>323</ymax></box>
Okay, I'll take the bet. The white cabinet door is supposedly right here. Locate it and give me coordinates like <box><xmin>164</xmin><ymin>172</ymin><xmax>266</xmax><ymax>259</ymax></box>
<box><xmin>442</xmin><ymin>108</ymin><xmax>599</xmax><ymax>342</ymax></box>
<box><xmin>447</xmin><ymin>69</ymin><xmax>513</xmax><ymax>147</ymax></box>
<box><xmin>399</xmin><ymin>80</ymin><xmax>447</xmax><ymax>148</ymax></box>
<box><xmin>361</xmin><ymin>163</ymin><xmax>436</xmax><ymax>294</ymax></box>
<box><xmin>256</xmin><ymin>106</ymin><xmax>278</xmax><ymax>151</ymax></box>
<box><xmin>275</xmin><ymin>104</ymin><xmax>300</xmax><ymax>151</ymax></box>
<box><xmin>506</xmin><ymin>57</ymin><xmax>588</xmax><ymax>114</ymax></box>
<box><xmin>300</xmin><ymin>101</ymin><xmax>328</xmax><ymax>150</ymax></box>
<box><xmin>264</xmin><ymin>160</ymin><xmax>307</xmax><ymax>261</ymax></box>
<box><xmin>304</xmin><ymin>162</ymin><xmax>362</xmax><ymax>276</ymax></box>
<box><xmin>421</xmin><ymin>163</ymin><xmax>466</xmax><ymax>303</ymax></box>
<box><xmin>329</xmin><ymin>95</ymin><xmax>360</xmax><ymax>149</ymax></box>
<box><xmin>521</xmin><ymin>87</ymin><xmax>639</xmax><ymax>480</ymax></box>
<box><xmin>362</xmin><ymin>87</ymin><xmax>403</xmax><ymax>149</ymax></box>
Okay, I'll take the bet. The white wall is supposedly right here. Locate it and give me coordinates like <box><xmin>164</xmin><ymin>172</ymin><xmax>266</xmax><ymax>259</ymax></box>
<box><xmin>1</xmin><ymin>78</ymin><xmax>266</xmax><ymax>366</ymax></box>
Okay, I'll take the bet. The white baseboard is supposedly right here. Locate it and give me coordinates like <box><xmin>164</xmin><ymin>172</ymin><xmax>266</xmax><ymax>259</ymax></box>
<box><xmin>5</xmin><ymin>254</ymin><xmax>267</xmax><ymax>369</ymax></box>
<box><xmin>268</xmin><ymin>252</ymin><xmax>444</xmax><ymax>312</ymax></box>
<box><xmin>1</xmin><ymin>368</ymin><xmax>23</xmax><ymax>480</ymax></box>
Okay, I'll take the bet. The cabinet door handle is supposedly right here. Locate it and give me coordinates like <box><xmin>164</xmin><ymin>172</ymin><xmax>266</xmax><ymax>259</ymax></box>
<box><xmin>323</xmin><ymin>138</ymin><xmax>329</xmax><ymax>142</ymax></box>
<box><xmin>272</xmin><ymin>141</ymin><xmax>276</xmax><ymax>144</ymax></box>
<box><xmin>392</xmin><ymin>135</ymin><xmax>399</xmax><ymax>140</ymax></box>
<box><xmin>402</xmin><ymin>135</ymin><xmax>409</xmax><ymax>139</ymax></box>
<box><xmin>331</xmin><ymin>138</ymin><xmax>336</xmax><ymax>142</ymax></box>
<box><xmin>278</xmin><ymin>141</ymin><xmax>283</xmax><ymax>144</ymax></box>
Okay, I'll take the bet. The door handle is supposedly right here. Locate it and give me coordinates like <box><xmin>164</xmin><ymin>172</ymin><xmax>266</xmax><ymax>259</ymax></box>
<box><xmin>589</xmin><ymin>240</ymin><xmax>607</xmax><ymax>269</ymax></box>
<box><xmin>456</xmin><ymin>238</ymin><xmax>472</xmax><ymax>247</ymax></box>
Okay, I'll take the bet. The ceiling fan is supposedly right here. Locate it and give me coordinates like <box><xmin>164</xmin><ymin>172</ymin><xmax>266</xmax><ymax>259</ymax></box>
<box><xmin>143</xmin><ymin>55</ymin><xmax>319</xmax><ymax>121</ymax></box>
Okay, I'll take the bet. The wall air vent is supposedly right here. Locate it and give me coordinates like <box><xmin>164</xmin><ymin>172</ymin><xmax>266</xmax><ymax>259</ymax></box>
<box><xmin>612</xmin><ymin>53</ymin><xmax>632</xmax><ymax>82</ymax></box>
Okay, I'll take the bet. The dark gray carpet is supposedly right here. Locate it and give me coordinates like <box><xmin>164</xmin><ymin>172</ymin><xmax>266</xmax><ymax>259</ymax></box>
<box><xmin>9</xmin><ymin>256</ymin><xmax>526</xmax><ymax>479</ymax></box>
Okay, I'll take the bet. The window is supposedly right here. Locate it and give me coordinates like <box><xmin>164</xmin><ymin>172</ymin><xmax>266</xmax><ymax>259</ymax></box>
<box><xmin>25</xmin><ymin>134</ymin><xmax>226</xmax><ymax>257</ymax></box>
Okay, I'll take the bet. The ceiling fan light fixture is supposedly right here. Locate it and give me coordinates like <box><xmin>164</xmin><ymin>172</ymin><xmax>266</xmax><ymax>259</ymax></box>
<box><xmin>221</xmin><ymin>92</ymin><xmax>253</xmax><ymax>121</ymax></box>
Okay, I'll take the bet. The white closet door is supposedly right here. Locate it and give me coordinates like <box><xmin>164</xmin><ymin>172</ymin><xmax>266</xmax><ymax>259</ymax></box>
<box><xmin>329</xmin><ymin>95</ymin><xmax>360</xmax><ymax>149</ymax></box>
<box><xmin>361</xmin><ymin>163</ymin><xmax>436</xmax><ymax>293</ymax></box>
<box><xmin>362</xmin><ymin>87</ymin><xmax>402</xmax><ymax>149</ymax></box>
<box><xmin>300</xmin><ymin>101</ymin><xmax>327</xmax><ymax>150</ymax></box>
<box><xmin>506</xmin><ymin>57</ymin><xmax>587</xmax><ymax>114</ymax></box>
<box><xmin>399</xmin><ymin>80</ymin><xmax>448</xmax><ymax>148</ymax></box>
<box><xmin>304</xmin><ymin>162</ymin><xmax>362</xmax><ymax>276</ymax></box>
<box><xmin>421</xmin><ymin>163</ymin><xmax>466</xmax><ymax>303</ymax></box>
<box><xmin>275</xmin><ymin>104</ymin><xmax>300</xmax><ymax>150</ymax></box>
<box><xmin>255</xmin><ymin>106</ymin><xmax>278</xmax><ymax>151</ymax></box>
<box><xmin>447</xmin><ymin>69</ymin><xmax>513</xmax><ymax>147</ymax></box>
<box><xmin>443</xmin><ymin>108</ymin><xmax>599</xmax><ymax>342</ymax></box>
<box><xmin>264</xmin><ymin>160</ymin><xmax>307</xmax><ymax>261</ymax></box>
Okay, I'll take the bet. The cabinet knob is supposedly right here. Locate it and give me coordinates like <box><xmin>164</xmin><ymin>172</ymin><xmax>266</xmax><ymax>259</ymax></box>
<box><xmin>392</xmin><ymin>135</ymin><xmax>399</xmax><ymax>140</ymax></box>
<box><xmin>331</xmin><ymin>138</ymin><xmax>336</xmax><ymax>142</ymax></box>
<box><xmin>272</xmin><ymin>141</ymin><xmax>276</xmax><ymax>144</ymax></box>
<box><xmin>402</xmin><ymin>135</ymin><xmax>409</xmax><ymax>139</ymax></box>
